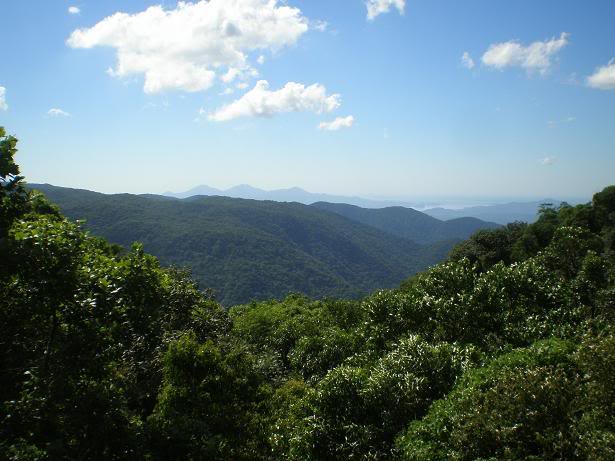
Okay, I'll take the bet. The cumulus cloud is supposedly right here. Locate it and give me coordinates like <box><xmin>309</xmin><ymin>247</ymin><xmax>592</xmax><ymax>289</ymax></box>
<box><xmin>587</xmin><ymin>59</ymin><xmax>615</xmax><ymax>90</ymax></box>
<box><xmin>0</xmin><ymin>87</ymin><xmax>7</xmax><ymax>111</ymax></box>
<box><xmin>366</xmin><ymin>0</ymin><xmax>405</xmax><ymax>20</ymax></box>
<box><xmin>482</xmin><ymin>33</ymin><xmax>569</xmax><ymax>74</ymax></box>
<box><xmin>461</xmin><ymin>51</ymin><xmax>475</xmax><ymax>69</ymax></box>
<box><xmin>540</xmin><ymin>156</ymin><xmax>557</xmax><ymax>166</ymax></box>
<box><xmin>319</xmin><ymin>115</ymin><xmax>354</xmax><ymax>131</ymax></box>
<box><xmin>47</xmin><ymin>108</ymin><xmax>71</xmax><ymax>117</ymax></box>
<box><xmin>220</xmin><ymin>67</ymin><xmax>258</xmax><ymax>84</ymax></box>
<box><xmin>68</xmin><ymin>6</ymin><xmax>80</xmax><ymax>15</ymax></box>
<box><xmin>208</xmin><ymin>80</ymin><xmax>340</xmax><ymax>122</ymax></box>
<box><xmin>66</xmin><ymin>0</ymin><xmax>310</xmax><ymax>94</ymax></box>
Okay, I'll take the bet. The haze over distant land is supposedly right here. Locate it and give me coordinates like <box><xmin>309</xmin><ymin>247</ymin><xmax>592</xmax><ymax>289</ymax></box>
<box><xmin>423</xmin><ymin>201</ymin><xmax>565</xmax><ymax>225</ymax></box>
<box><xmin>164</xmin><ymin>183</ymin><xmax>584</xmax><ymax>224</ymax></box>
<box><xmin>163</xmin><ymin>184</ymin><xmax>429</xmax><ymax>208</ymax></box>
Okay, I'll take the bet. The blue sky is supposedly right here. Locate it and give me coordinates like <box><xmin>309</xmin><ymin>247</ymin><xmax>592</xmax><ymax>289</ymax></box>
<box><xmin>0</xmin><ymin>0</ymin><xmax>614</xmax><ymax>201</ymax></box>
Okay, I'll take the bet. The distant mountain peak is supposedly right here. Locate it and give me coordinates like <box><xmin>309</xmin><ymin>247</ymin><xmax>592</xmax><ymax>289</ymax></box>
<box><xmin>228</xmin><ymin>184</ymin><xmax>262</xmax><ymax>192</ymax></box>
<box><xmin>164</xmin><ymin>184</ymin><xmax>424</xmax><ymax>208</ymax></box>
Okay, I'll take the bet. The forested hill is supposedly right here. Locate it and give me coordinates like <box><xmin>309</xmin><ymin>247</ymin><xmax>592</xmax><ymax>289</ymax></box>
<box><xmin>2</xmin><ymin>128</ymin><xmax>614</xmax><ymax>459</ymax></box>
<box><xmin>29</xmin><ymin>183</ymin><xmax>456</xmax><ymax>306</ymax></box>
<box><xmin>311</xmin><ymin>201</ymin><xmax>500</xmax><ymax>244</ymax></box>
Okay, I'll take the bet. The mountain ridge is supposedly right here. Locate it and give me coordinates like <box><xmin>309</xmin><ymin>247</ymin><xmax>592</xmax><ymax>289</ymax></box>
<box><xmin>30</xmin><ymin>183</ymin><xmax>458</xmax><ymax>306</ymax></box>
<box><xmin>164</xmin><ymin>184</ymin><xmax>428</xmax><ymax>208</ymax></box>
<box><xmin>165</xmin><ymin>184</ymin><xmax>574</xmax><ymax>224</ymax></box>
<box><xmin>311</xmin><ymin>201</ymin><xmax>500</xmax><ymax>244</ymax></box>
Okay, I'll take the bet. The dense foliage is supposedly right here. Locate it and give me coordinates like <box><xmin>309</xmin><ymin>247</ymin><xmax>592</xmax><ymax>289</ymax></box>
<box><xmin>31</xmin><ymin>184</ymin><xmax>457</xmax><ymax>306</ymax></box>
<box><xmin>2</xmin><ymin>127</ymin><xmax>614</xmax><ymax>459</ymax></box>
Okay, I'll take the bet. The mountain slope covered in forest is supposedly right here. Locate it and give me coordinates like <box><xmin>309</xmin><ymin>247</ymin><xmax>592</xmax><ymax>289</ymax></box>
<box><xmin>311</xmin><ymin>201</ymin><xmax>500</xmax><ymax>244</ymax></box>
<box><xmin>30</xmin><ymin>184</ymin><xmax>455</xmax><ymax>305</ymax></box>
<box><xmin>4</xmin><ymin>149</ymin><xmax>612</xmax><ymax>460</ymax></box>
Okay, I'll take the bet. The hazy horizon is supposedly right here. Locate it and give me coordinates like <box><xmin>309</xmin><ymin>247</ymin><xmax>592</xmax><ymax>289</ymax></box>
<box><xmin>29</xmin><ymin>179</ymin><xmax>589</xmax><ymax>211</ymax></box>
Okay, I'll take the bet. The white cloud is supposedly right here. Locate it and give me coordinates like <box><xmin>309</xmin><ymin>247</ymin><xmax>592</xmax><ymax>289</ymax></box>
<box><xmin>547</xmin><ymin>116</ymin><xmax>575</xmax><ymax>128</ymax></box>
<box><xmin>461</xmin><ymin>51</ymin><xmax>475</xmax><ymax>69</ymax></box>
<box><xmin>319</xmin><ymin>115</ymin><xmax>354</xmax><ymax>131</ymax></box>
<box><xmin>540</xmin><ymin>156</ymin><xmax>557</xmax><ymax>166</ymax></box>
<box><xmin>587</xmin><ymin>59</ymin><xmax>615</xmax><ymax>90</ymax></box>
<box><xmin>366</xmin><ymin>0</ymin><xmax>405</xmax><ymax>20</ymax></box>
<box><xmin>47</xmin><ymin>108</ymin><xmax>71</xmax><ymax>117</ymax></box>
<box><xmin>0</xmin><ymin>87</ymin><xmax>7</xmax><ymax>111</ymax></box>
<box><xmin>221</xmin><ymin>68</ymin><xmax>242</xmax><ymax>83</ymax></box>
<box><xmin>563</xmin><ymin>72</ymin><xmax>580</xmax><ymax>86</ymax></box>
<box><xmin>208</xmin><ymin>80</ymin><xmax>340</xmax><ymax>122</ymax></box>
<box><xmin>312</xmin><ymin>20</ymin><xmax>328</xmax><ymax>32</ymax></box>
<box><xmin>67</xmin><ymin>0</ymin><xmax>309</xmax><ymax>94</ymax></box>
<box><xmin>221</xmin><ymin>66</ymin><xmax>258</xmax><ymax>84</ymax></box>
<box><xmin>194</xmin><ymin>106</ymin><xmax>208</xmax><ymax>122</ymax></box>
<box><xmin>68</xmin><ymin>6</ymin><xmax>80</xmax><ymax>15</ymax></box>
<box><xmin>257</xmin><ymin>55</ymin><xmax>266</xmax><ymax>65</ymax></box>
<box><xmin>482</xmin><ymin>33</ymin><xmax>569</xmax><ymax>74</ymax></box>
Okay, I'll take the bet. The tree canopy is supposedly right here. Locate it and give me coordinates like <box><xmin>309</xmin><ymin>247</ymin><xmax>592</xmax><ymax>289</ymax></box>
<box><xmin>1</xmin><ymin>127</ymin><xmax>613</xmax><ymax>460</ymax></box>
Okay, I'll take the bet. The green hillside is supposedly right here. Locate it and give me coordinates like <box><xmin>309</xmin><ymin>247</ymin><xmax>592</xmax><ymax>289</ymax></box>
<box><xmin>2</xmin><ymin>128</ymin><xmax>613</xmax><ymax>460</ymax></box>
<box><xmin>30</xmin><ymin>184</ymin><xmax>454</xmax><ymax>306</ymax></box>
<box><xmin>312</xmin><ymin>201</ymin><xmax>500</xmax><ymax>243</ymax></box>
